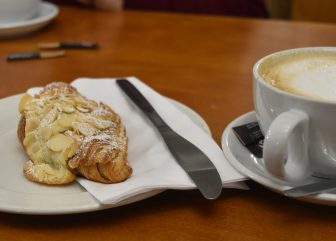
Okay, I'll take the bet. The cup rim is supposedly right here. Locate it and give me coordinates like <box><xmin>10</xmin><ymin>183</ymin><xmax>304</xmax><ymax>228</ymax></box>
<box><xmin>253</xmin><ymin>46</ymin><xmax>336</xmax><ymax>106</ymax></box>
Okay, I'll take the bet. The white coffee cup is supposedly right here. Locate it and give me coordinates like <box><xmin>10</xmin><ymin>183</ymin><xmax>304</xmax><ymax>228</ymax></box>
<box><xmin>0</xmin><ymin>0</ymin><xmax>41</xmax><ymax>24</ymax></box>
<box><xmin>253</xmin><ymin>47</ymin><xmax>336</xmax><ymax>182</ymax></box>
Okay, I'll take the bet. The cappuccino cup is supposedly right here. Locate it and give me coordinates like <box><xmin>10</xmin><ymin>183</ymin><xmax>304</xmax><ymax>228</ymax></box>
<box><xmin>0</xmin><ymin>0</ymin><xmax>40</xmax><ymax>24</ymax></box>
<box><xmin>254</xmin><ymin>47</ymin><xmax>336</xmax><ymax>182</ymax></box>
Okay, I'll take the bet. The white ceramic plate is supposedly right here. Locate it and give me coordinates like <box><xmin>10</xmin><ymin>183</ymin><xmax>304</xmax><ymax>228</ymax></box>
<box><xmin>0</xmin><ymin>2</ymin><xmax>58</xmax><ymax>38</ymax></box>
<box><xmin>0</xmin><ymin>94</ymin><xmax>211</xmax><ymax>215</ymax></box>
<box><xmin>221</xmin><ymin>111</ymin><xmax>336</xmax><ymax>206</ymax></box>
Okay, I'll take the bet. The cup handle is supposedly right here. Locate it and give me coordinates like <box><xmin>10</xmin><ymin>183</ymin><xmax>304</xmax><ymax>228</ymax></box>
<box><xmin>263</xmin><ymin>109</ymin><xmax>310</xmax><ymax>182</ymax></box>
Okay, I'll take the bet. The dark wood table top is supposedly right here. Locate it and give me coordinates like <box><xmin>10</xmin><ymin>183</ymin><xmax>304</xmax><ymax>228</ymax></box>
<box><xmin>1</xmin><ymin>5</ymin><xmax>336</xmax><ymax>241</ymax></box>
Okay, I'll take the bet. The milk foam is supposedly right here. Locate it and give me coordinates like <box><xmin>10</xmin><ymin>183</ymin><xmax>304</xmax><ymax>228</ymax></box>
<box><xmin>260</xmin><ymin>52</ymin><xmax>336</xmax><ymax>102</ymax></box>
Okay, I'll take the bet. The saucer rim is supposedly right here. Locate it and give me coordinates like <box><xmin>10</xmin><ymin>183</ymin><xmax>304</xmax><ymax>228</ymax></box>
<box><xmin>0</xmin><ymin>2</ymin><xmax>59</xmax><ymax>29</ymax></box>
<box><xmin>221</xmin><ymin>111</ymin><xmax>336</xmax><ymax>206</ymax></box>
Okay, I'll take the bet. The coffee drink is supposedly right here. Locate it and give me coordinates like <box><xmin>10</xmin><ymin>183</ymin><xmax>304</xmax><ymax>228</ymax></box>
<box><xmin>254</xmin><ymin>47</ymin><xmax>336</xmax><ymax>182</ymax></box>
<box><xmin>258</xmin><ymin>50</ymin><xmax>336</xmax><ymax>102</ymax></box>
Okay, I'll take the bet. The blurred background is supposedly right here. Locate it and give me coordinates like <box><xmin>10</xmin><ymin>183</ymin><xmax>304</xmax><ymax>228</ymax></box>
<box><xmin>50</xmin><ymin>0</ymin><xmax>336</xmax><ymax>23</ymax></box>
<box><xmin>266</xmin><ymin>0</ymin><xmax>336</xmax><ymax>23</ymax></box>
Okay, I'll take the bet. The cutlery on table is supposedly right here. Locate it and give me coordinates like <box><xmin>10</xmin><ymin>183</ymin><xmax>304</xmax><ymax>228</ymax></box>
<box><xmin>117</xmin><ymin>79</ymin><xmax>223</xmax><ymax>200</ymax></box>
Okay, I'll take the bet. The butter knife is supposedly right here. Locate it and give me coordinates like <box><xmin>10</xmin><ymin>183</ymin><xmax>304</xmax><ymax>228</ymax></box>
<box><xmin>117</xmin><ymin>79</ymin><xmax>222</xmax><ymax>200</ymax></box>
<box><xmin>284</xmin><ymin>179</ymin><xmax>336</xmax><ymax>197</ymax></box>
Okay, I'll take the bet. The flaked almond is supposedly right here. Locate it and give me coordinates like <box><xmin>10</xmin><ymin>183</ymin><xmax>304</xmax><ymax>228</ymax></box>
<box><xmin>19</xmin><ymin>94</ymin><xmax>33</xmax><ymax>113</ymax></box>
<box><xmin>92</xmin><ymin>119</ymin><xmax>113</xmax><ymax>130</ymax></box>
<box><xmin>47</xmin><ymin>134</ymin><xmax>74</xmax><ymax>152</ymax></box>
<box><xmin>23</xmin><ymin>132</ymin><xmax>37</xmax><ymax>147</ymax></box>
<box><xmin>25</xmin><ymin>118</ymin><xmax>39</xmax><ymax>132</ymax></box>
<box><xmin>21</xmin><ymin>100</ymin><xmax>41</xmax><ymax>113</ymax></box>
<box><xmin>40</xmin><ymin>126</ymin><xmax>52</xmax><ymax>140</ymax></box>
<box><xmin>63</xmin><ymin>140</ymin><xmax>79</xmax><ymax>159</ymax></box>
<box><xmin>61</xmin><ymin>104</ymin><xmax>75</xmax><ymax>113</ymax></box>
<box><xmin>73</xmin><ymin>122</ymin><xmax>97</xmax><ymax>136</ymax></box>
<box><xmin>50</xmin><ymin>122</ymin><xmax>67</xmax><ymax>135</ymax></box>
<box><xmin>27</xmin><ymin>142</ymin><xmax>41</xmax><ymax>155</ymax></box>
<box><xmin>76</xmin><ymin>106</ymin><xmax>90</xmax><ymax>113</ymax></box>
<box><xmin>87</xmin><ymin>100</ymin><xmax>98</xmax><ymax>109</ymax></box>
<box><xmin>58</xmin><ymin>114</ymin><xmax>75</xmax><ymax>128</ymax></box>
<box><xmin>41</xmin><ymin>107</ymin><xmax>58</xmax><ymax>125</ymax></box>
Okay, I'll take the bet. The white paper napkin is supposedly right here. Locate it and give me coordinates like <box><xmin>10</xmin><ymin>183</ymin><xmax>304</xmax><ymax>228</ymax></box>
<box><xmin>29</xmin><ymin>77</ymin><xmax>247</xmax><ymax>204</ymax></box>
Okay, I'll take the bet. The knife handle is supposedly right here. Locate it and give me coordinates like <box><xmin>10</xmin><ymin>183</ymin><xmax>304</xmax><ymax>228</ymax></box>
<box><xmin>117</xmin><ymin>79</ymin><xmax>169</xmax><ymax>130</ymax></box>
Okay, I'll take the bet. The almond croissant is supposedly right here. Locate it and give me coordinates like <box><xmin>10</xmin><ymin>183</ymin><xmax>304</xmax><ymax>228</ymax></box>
<box><xmin>18</xmin><ymin>82</ymin><xmax>132</xmax><ymax>185</ymax></box>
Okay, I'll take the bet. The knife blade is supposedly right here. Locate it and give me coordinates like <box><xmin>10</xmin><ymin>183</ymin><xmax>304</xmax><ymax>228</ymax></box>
<box><xmin>284</xmin><ymin>179</ymin><xmax>336</xmax><ymax>197</ymax></box>
<box><xmin>117</xmin><ymin>79</ymin><xmax>222</xmax><ymax>200</ymax></box>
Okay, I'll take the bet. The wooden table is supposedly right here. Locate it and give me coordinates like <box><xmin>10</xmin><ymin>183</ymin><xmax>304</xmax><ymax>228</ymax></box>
<box><xmin>1</xmin><ymin>5</ymin><xmax>336</xmax><ymax>241</ymax></box>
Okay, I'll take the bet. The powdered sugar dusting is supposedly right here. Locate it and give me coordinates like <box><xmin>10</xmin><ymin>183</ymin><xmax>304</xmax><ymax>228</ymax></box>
<box><xmin>92</xmin><ymin>108</ymin><xmax>111</xmax><ymax>117</ymax></box>
<box><xmin>83</xmin><ymin>132</ymin><xmax>122</xmax><ymax>149</ymax></box>
<box><xmin>24</xmin><ymin>160</ymin><xmax>35</xmax><ymax>176</ymax></box>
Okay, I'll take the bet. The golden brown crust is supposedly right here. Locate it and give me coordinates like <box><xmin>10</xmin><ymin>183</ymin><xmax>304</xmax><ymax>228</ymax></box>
<box><xmin>18</xmin><ymin>82</ymin><xmax>132</xmax><ymax>185</ymax></box>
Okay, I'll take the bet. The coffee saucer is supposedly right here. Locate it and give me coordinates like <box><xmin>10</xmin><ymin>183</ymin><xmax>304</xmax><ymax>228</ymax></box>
<box><xmin>221</xmin><ymin>111</ymin><xmax>336</xmax><ymax>206</ymax></box>
<box><xmin>0</xmin><ymin>2</ymin><xmax>59</xmax><ymax>38</ymax></box>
